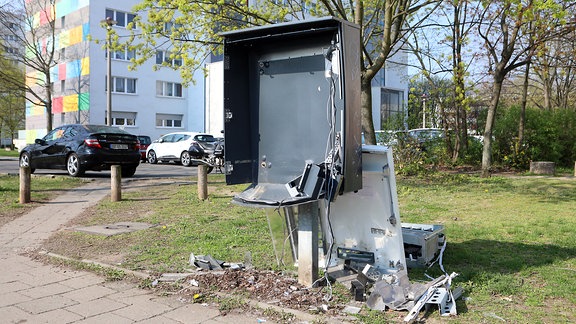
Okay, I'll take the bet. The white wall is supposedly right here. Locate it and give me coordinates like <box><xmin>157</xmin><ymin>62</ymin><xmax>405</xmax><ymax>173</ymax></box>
<box><xmin>205</xmin><ymin>61</ymin><xmax>224</xmax><ymax>137</ymax></box>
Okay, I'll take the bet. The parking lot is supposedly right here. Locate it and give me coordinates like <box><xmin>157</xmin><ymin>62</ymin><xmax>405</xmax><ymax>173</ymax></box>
<box><xmin>0</xmin><ymin>157</ymin><xmax>199</xmax><ymax>179</ymax></box>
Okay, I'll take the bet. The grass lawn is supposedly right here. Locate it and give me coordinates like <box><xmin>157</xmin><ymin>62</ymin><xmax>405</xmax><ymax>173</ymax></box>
<box><xmin>0</xmin><ymin>149</ymin><xmax>20</xmax><ymax>158</ymax></box>
<box><xmin>0</xmin><ymin>174</ymin><xmax>85</xmax><ymax>227</ymax></box>
<box><xmin>40</xmin><ymin>173</ymin><xmax>576</xmax><ymax>323</ymax></box>
<box><xmin>397</xmin><ymin>174</ymin><xmax>576</xmax><ymax>323</ymax></box>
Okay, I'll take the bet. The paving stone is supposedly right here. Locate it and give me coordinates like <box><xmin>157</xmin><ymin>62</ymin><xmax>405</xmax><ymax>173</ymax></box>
<box><xmin>1</xmin><ymin>305</ymin><xmax>31</xmax><ymax>323</ymax></box>
<box><xmin>137</xmin><ymin>315</ymin><xmax>183</xmax><ymax>324</ymax></box>
<box><xmin>17</xmin><ymin>294</ymin><xmax>79</xmax><ymax>314</ymax></box>
<box><xmin>61</xmin><ymin>285</ymin><xmax>117</xmax><ymax>303</ymax></box>
<box><xmin>102</xmin><ymin>281</ymin><xmax>147</xmax><ymax>295</ymax></box>
<box><xmin>163</xmin><ymin>304</ymin><xmax>221</xmax><ymax>323</ymax></box>
<box><xmin>74</xmin><ymin>312</ymin><xmax>134</xmax><ymax>324</ymax></box>
<box><xmin>60</xmin><ymin>274</ymin><xmax>106</xmax><ymax>289</ymax></box>
<box><xmin>111</xmin><ymin>294</ymin><xmax>173</xmax><ymax>320</ymax></box>
<box><xmin>65</xmin><ymin>297</ymin><xmax>127</xmax><ymax>317</ymax></box>
<box><xmin>0</xmin><ymin>280</ymin><xmax>32</xmax><ymax>293</ymax></box>
<box><xmin>20</xmin><ymin>282</ymin><xmax>75</xmax><ymax>299</ymax></box>
<box><xmin>0</xmin><ymin>291</ymin><xmax>32</xmax><ymax>307</ymax></box>
<box><xmin>0</xmin><ymin>270</ymin><xmax>36</xmax><ymax>285</ymax></box>
<box><xmin>30</xmin><ymin>308</ymin><xmax>84</xmax><ymax>323</ymax></box>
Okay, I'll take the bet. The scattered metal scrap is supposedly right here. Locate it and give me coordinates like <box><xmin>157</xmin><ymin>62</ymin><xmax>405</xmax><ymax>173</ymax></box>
<box><xmin>328</xmin><ymin>235</ymin><xmax>463</xmax><ymax>322</ymax></box>
<box><xmin>403</xmin><ymin>272</ymin><xmax>461</xmax><ymax>322</ymax></box>
<box><xmin>188</xmin><ymin>252</ymin><xmax>250</xmax><ymax>271</ymax></box>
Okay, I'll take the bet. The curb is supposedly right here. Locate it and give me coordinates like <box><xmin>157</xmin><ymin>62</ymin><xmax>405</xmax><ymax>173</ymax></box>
<box><xmin>39</xmin><ymin>250</ymin><xmax>355</xmax><ymax>323</ymax></box>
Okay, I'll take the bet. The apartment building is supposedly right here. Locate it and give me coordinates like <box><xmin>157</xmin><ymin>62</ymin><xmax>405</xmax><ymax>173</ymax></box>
<box><xmin>21</xmin><ymin>0</ymin><xmax>407</xmax><ymax>144</ymax></box>
<box><xmin>22</xmin><ymin>0</ymin><xmax>207</xmax><ymax>143</ymax></box>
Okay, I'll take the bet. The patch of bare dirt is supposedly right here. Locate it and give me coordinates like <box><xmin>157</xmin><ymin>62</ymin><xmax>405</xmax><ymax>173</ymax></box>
<box><xmin>186</xmin><ymin>270</ymin><xmax>331</xmax><ymax>309</ymax></box>
<box><xmin>150</xmin><ymin>268</ymin><xmax>355</xmax><ymax>321</ymax></box>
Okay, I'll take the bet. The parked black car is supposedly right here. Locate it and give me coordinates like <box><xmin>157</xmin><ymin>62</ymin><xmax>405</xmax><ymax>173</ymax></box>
<box><xmin>19</xmin><ymin>124</ymin><xmax>141</xmax><ymax>177</ymax></box>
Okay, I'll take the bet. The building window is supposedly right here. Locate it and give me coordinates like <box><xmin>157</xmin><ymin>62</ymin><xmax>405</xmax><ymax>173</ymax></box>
<box><xmin>5</xmin><ymin>47</ymin><xmax>18</xmax><ymax>54</ymax></box>
<box><xmin>61</xmin><ymin>47</ymin><xmax>65</xmax><ymax>60</ymax></box>
<box><xmin>61</xmin><ymin>16</ymin><xmax>65</xmax><ymax>28</ymax></box>
<box><xmin>105</xmin><ymin>9</ymin><xmax>136</xmax><ymax>28</ymax></box>
<box><xmin>163</xmin><ymin>22</ymin><xmax>182</xmax><ymax>32</ymax></box>
<box><xmin>155</xmin><ymin>50</ymin><xmax>182</xmax><ymax>67</ymax></box>
<box><xmin>107</xmin><ymin>77</ymin><xmax>137</xmax><ymax>94</ymax></box>
<box><xmin>380</xmin><ymin>89</ymin><xmax>404</xmax><ymax>124</ymax></box>
<box><xmin>156</xmin><ymin>81</ymin><xmax>183</xmax><ymax>98</ymax></box>
<box><xmin>111</xmin><ymin>46</ymin><xmax>136</xmax><ymax>61</ymax></box>
<box><xmin>105</xmin><ymin>112</ymin><xmax>136</xmax><ymax>127</ymax></box>
<box><xmin>61</xmin><ymin>80</ymin><xmax>65</xmax><ymax>93</ymax></box>
<box><xmin>156</xmin><ymin>114</ymin><xmax>183</xmax><ymax>128</ymax></box>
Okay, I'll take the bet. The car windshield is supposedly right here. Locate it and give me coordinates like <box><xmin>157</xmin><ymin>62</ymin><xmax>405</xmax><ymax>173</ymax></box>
<box><xmin>195</xmin><ymin>135</ymin><xmax>216</xmax><ymax>142</ymax></box>
<box><xmin>138</xmin><ymin>136</ymin><xmax>151</xmax><ymax>145</ymax></box>
<box><xmin>83</xmin><ymin>125</ymin><xmax>129</xmax><ymax>134</ymax></box>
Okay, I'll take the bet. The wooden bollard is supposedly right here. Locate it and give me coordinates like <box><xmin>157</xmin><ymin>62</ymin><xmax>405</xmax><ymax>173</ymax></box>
<box><xmin>111</xmin><ymin>165</ymin><xmax>121</xmax><ymax>202</ymax></box>
<box><xmin>19</xmin><ymin>166</ymin><xmax>31</xmax><ymax>204</ymax></box>
<box><xmin>198</xmin><ymin>164</ymin><xmax>208</xmax><ymax>200</ymax></box>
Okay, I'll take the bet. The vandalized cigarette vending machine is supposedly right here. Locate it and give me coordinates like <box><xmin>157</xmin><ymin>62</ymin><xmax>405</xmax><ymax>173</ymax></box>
<box><xmin>222</xmin><ymin>16</ymin><xmax>408</xmax><ymax>294</ymax></box>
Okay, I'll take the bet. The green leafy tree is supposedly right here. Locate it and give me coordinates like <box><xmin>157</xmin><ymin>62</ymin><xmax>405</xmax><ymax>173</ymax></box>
<box><xmin>477</xmin><ymin>0</ymin><xmax>575</xmax><ymax>177</ymax></box>
<box><xmin>0</xmin><ymin>53</ymin><xmax>25</xmax><ymax>149</ymax></box>
<box><xmin>125</xmin><ymin>0</ymin><xmax>439</xmax><ymax>145</ymax></box>
<box><xmin>406</xmin><ymin>0</ymin><xmax>482</xmax><ymax>163</ymax></box>
<box><xmin>0</xmin><ymin>0</ymin><xmax>59</xmax><ymax>132</ymax></box>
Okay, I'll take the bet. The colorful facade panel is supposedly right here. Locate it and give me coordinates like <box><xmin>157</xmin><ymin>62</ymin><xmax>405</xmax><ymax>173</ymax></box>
<box><xmin>79</xmin><ymin>92</ymin><xmax>89</xmax><ymax>111</ymax></box>
<box><xmin>51</xmin><ymin>93</ymin><xmax>90</xmax><ymax>114</ymax></box>
<box><xmin>58</xmin><ymin>64</ymin><xmax>67</xmax><ymax>80</ymax></box>
<box><xmin>52</xmin><ymin>97</ymin><xmax>64</xmax><ymax>113</ymax></box>
<box><xmin>26</xmin><ymin>101</ymin><xmax>46</xmax><ymax>116</ymax></box>
<box><xmin>56</xmin><ymin>0</ymin><xmax>89</xmax><ymax>18</ymax></box>
<box><xmin>63</xmin><ymin>94</ymin><xmax>78</xmax><ymax>112</ymax></box>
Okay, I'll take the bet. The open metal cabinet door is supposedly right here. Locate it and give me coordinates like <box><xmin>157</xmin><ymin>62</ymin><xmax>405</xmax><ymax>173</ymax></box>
<box><xmin>222</xmin><ymin>17</ymin><xmax>361</xmax><ymax>206</ymax></box>
<box><xmin>222</xmin><ymin>42</ymin><xmax>258</xmax><ymax>186</ymax></box>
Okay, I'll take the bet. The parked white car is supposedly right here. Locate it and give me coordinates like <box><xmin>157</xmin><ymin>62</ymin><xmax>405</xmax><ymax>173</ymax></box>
<box><xmin>146</xmin><ymin>132</ymin><xmax>210</xmax><ymax>166</ymax></box>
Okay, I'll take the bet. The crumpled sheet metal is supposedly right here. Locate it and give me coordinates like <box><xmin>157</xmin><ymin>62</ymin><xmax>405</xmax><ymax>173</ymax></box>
<box><xmin>366</xmin><ymin>273</ymin><xmax>429</xmax><ymax>311</ymax></box>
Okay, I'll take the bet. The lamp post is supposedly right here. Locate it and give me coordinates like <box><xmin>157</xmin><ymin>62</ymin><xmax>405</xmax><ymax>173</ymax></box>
<box><xmin>421</xmin><ymin>93</ymin><xmax>428</xmax><ymax>129</ymax></box>
<box><xmin>102</xmin><ymin>17</ymin><xmax>116</xmax><ymax>126</ymax></box>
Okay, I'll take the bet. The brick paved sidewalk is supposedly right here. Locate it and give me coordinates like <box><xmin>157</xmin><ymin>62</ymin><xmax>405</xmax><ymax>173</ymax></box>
<box><xmin>0</xmin><ymin>179</ymin><xmax>276</xmax><ymax>323</ymax></box>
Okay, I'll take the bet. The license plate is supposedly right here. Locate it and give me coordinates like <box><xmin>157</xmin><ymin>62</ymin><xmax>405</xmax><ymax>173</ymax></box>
<box><xmin>110</xmin><ymin>144</ymin><xmax>128</xmax><ymax>150</ymax></box>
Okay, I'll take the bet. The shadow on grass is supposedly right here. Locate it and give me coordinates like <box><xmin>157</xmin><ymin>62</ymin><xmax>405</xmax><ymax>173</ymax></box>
<box><xmin>399</xmin><ymin>175</ymin><xmax>576</xmax><ymax>203</ymax></box>
<box><xmin>407</xmin><ymin>239</ymin><xmax>576</xmax><ymax>316</ymax></box>
<box><xmin>441</xmin><ymin>239</ymin><xmax>575</xmax><ymax>281</ymax></box>
<box><xmin>122</xmin><ymin>197</ymin><xmax>169</xmax><ymax>202</ymax></box>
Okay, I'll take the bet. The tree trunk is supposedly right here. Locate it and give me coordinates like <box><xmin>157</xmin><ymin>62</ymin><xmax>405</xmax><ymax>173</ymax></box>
<box><xmin>481</xmin><ymin>76</ymin><xmax>505</xmax><ymax>177</ymax></box>
<box><xmin>438</xmin><ymin>98</ymin><xmax>454</xmax><ymax>157</ymax></box>
<box><xmin>45</xmin><ymin>81</ymin><xmax>53</xmax><ymax>131</ymax></box>
<box><xmin>361</xmin><ymin>78</ymin><xmax>376</xmax><ymax>145</ymax></box>
<box><xmin>518</xmin><ymin>62</ymin><xmax>530</xmax><ymax>145</ymax></box>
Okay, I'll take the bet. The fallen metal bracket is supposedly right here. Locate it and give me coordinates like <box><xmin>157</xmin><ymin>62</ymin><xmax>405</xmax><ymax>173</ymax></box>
<box><xmin>425</xmin><ymin>287</ymin><xmax>455</xmax><ymax>316</ymax></box>
<box><xmin>403</xmin><ymin>272</ymin><xmax>459</xmax><ymax>322</ymax></box>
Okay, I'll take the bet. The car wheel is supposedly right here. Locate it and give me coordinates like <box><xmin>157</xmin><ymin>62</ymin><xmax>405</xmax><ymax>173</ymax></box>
<box><xmin>147</xmin><ymin>150</ymin><xmax>158</xmax><ymax>164</ymax></box>
<box><xmin>66</xmin><ymin>153</ymin><xmax>85</xmax><ymax>177</ymax></box>
<box><xmin>19</xmin><ymin>152</ymin><xmax>36</xmax><ymax>174</ymax></box>
<box><xmin>121</xmin><ymin>166</ymin><xmax>137</xmax><ymax>178</ymax></box>
<box><xmin>181</xmin><ymin>151</ymin><xmax>192</xmax><ymax>167</ymax></box>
